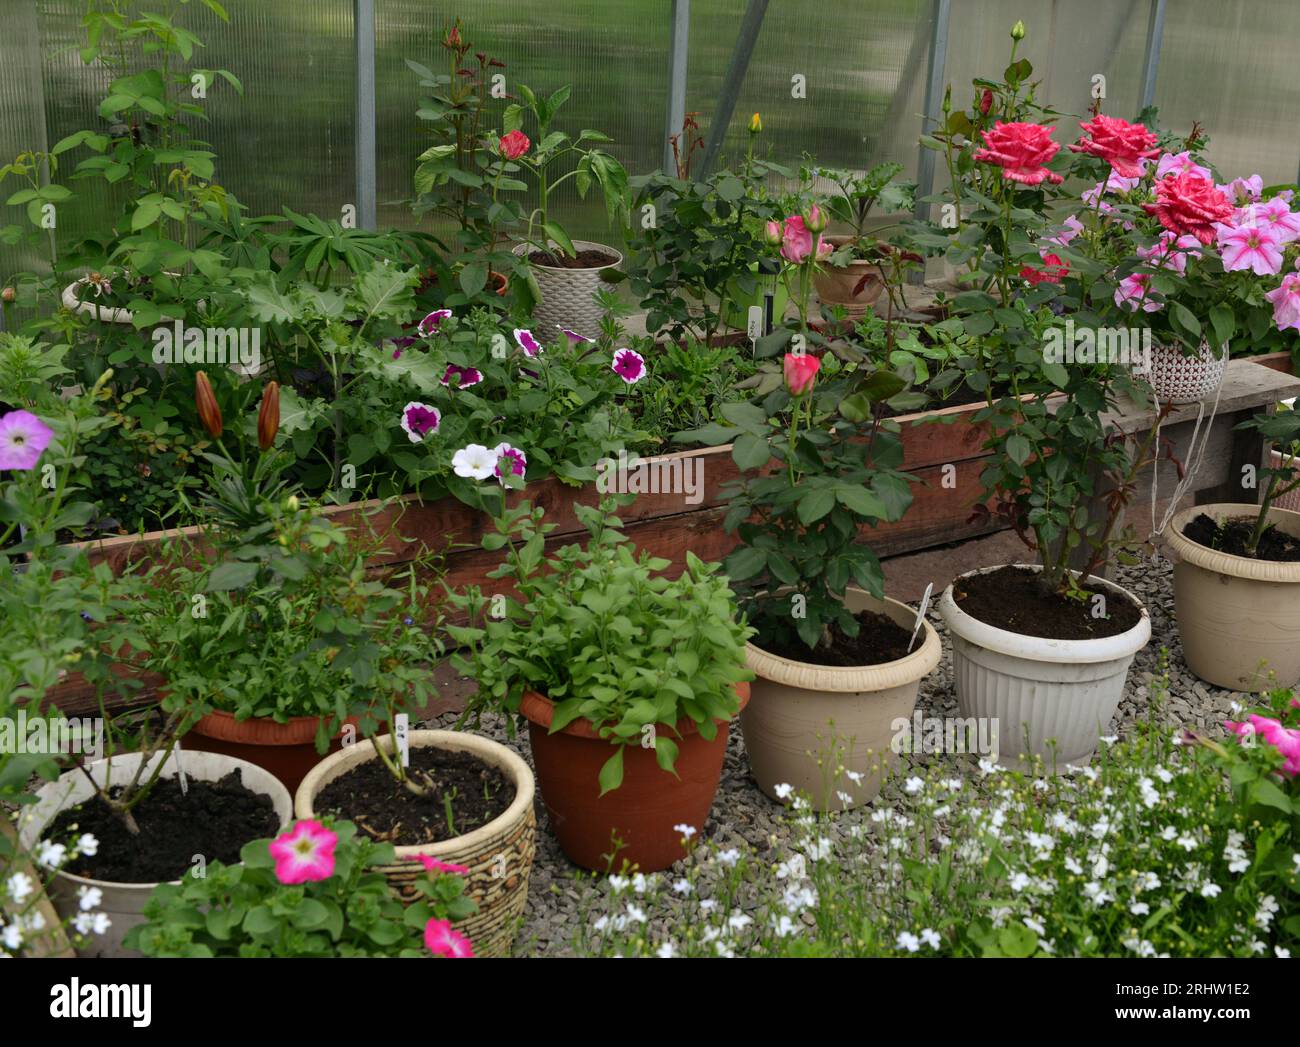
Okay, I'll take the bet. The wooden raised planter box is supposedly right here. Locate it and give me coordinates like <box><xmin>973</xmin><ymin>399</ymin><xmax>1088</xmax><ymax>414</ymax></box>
<box><xmin>47</xmin><ymin>399</ymin><xmax>999</xmax><ymax>715</ymax></box>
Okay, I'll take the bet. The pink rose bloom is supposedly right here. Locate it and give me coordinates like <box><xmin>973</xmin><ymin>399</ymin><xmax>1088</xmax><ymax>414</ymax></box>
<box><xmin>1070</xmin><ymin>114</ymin><xmax>1159</xmax><ymax>178</ymax></box>
<box><xmin>1266</xmin><ymin>272</ymin><xmax>1300</xmax><ymax>332</ymax></box>
<box><xmin>1143</xmin><ymin>173</ymin><xmax>1234</xmax><ymax>244</ymax></box>
<box><xmin>1218</xmin><ymin>223</ymin><xmax>1284</xmax><ymax>275</ymax></box>
<box><xmin>1241</xmin><ymin>197</ymin><xmax>1300</xmax><ymax>244</ymax></box>
<box><xmin>269</xmin><ymin>820</ymin><xmax>338</xmax><ymax>884</ymax></box>
<box><xmin>1044</xmin><ymin>213</ymin><xmax>1084</xmax><ymax>247</ymax></box>
<box><xmin>780</xmin><ymin>214</ymin><xmax>830</xmax><ymax>264</ymax></box>
<box><xmin>1019</xmin><ymin>252</ymin><xmax>1068</xmax><ymax>285</ymax></box>
<box><xmin>973</xmin><ymin>121</ymin><xmax>1063</xmax><ymax>185</ymax></box>
<box><xmin>425</xmin><ymin>918</ymin><xmax>475</xmax><ymax>958</ymax></box>
<box><xmin>1114</xmin><ymin>272</ymin><xmax>1162</xmax><ymax>312</ymax></box>
<box><xmin>1155</xmin><ymin>151</ymin><xmax>1213</xmax><ymax>182</ymax></box>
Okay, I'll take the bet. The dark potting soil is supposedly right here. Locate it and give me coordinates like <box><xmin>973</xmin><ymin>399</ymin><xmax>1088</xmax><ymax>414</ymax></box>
<box><xmin>761</xmin><ymin>609</ymin><xmax>917</xmax><ymax>667</ymax></box>
<box><xmin>48</xmin><ymin>771</ymin><xmax>279</xmax><ymax>883</ymax></box>
<box><xmin>315</xmin><ymin>747</ymin><xmax>514</xmax><ymax>847</ymax></box>
<box><xmin>953</xmin><ymin>565</ymin><xmax>1142</xmax><ymax>640</ymax></box>
<box><xmin>528</xmin><ymin>248</ymin><xmax>618</xmax><ymax>270</ymax></box>
<box><xmin>1181</xmin><ymin>512</ymin><xmax>1300</xmax><ymax>562</ymax></box>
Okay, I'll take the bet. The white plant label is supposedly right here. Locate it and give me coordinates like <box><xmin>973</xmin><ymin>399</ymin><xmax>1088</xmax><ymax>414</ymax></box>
<box><xmin>908</xmin><ymin>582</ymin><xmax>934</xmax><ymax>653</ymax></box>
<box><xmin>747</xmin><ymin>305</ymin><xmax>763</xmax><ymax>345</ymax></box>
<box><xmin>395</xmin><ymin>713</ymin><xmax>410</xmax><ymax>768</ymax></box>
<box><xmin>175</xmin><ymin>739</ymin><xmax>189</xmax><ymax>796</ymax></box>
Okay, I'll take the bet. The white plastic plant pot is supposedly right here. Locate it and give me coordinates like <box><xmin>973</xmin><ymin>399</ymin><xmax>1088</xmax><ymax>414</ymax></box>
<box><xmin>938</xmin><ymin>564</ymin><xmax>1151</xmax><ymax>771</ymax></box>
<box><xmin>514</xmin><ymin>239</ymin><xmax>622</xmax><ymax>340</ymax></box>
<box><xmin>17</xmin><ymin>749</ymin><xmax>292</xmax><ymax>958</ymax></box>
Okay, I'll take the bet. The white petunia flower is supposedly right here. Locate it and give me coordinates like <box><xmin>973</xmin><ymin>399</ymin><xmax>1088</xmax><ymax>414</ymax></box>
<box><xmin>896</xmin><ymin>931</ymin><xmax>921</xmax><ymax>953</ymax></box>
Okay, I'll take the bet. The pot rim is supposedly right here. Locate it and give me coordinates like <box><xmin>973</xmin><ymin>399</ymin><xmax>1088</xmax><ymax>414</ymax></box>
<box><xmin>519</xmin><ymin>680</ymin><xmax>751</xmax><ymax>740</ymax></box>
<box><xmin>293</xmin><ymin>729</ymin><xmax>536</xmax><ymax>860</ymax></box>
<box><xmin>192</xmin><ymin>708</ymin><xmax>359</xmax><ymax>745</ymax></box>
<box><xmin>512</xmin><ymin>239</ymin><xmax>623</xmax><ymax>271</ymax></box>
<box><xmin>744</xmin><ymin>589</ymin><xmax>942</xmax><ymax>691</ymax></box>
<box><xmin>1163</xmin><ymin>503</ymin><xmax>1300</xmax><ymax>582</ymax></box>
<box><xmin>938</xmin><ymin>563</ymin><xmax>1151</xmax><ymax>663</ymax></box>
<box><xmin>17</xmin><ymin>749</ymin><xmax>292</xmax><ymax>892</ymax></box>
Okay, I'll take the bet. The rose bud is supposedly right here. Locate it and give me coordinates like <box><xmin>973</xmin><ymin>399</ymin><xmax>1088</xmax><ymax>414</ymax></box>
<box><xmin>257</xmin><ymin>380</ymin><xmax>280</xmax><ymax>451</ymax></box>
<box><xmin>749</xmin><ymin>112</ymin><xmax>762</xmax><ymax>134</ymax></box>
<box><xmin>194</xmin><ymin>370</ymin><xmax>223</xmax><ymax>439</ymax></box>
<box><xmin>783</xmin><ymin>352</ymin><xmax>821</xmax><ymax>396</ymax></box>
<box><xmin>764</xmin><ymin>220</ymin><xmax>783</xmax><ymax>246</ymax></box>
<box><xmin>979</xmin><ymin>88</ymin><xmax>994</xmax><ymax>116</ymax></box>
<box><xmin>803</xmin><ymin>203</ymin><xmax>828</xmax><ymax>233</ymax></box>
<box><xmin>498</xmin><ymin>130</ymin><xmax>530</xmax><ymax>160</ymax></box>
<box><xmin>1010</xmin><ymin>19</ymin><xmax>1026</xmax><ymax>40</ymax></box>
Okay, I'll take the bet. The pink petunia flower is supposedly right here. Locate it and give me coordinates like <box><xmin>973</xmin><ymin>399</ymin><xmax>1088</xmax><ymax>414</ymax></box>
<box><xmin>1227</xmin><ymin>174</ymin><xmax>1264</xmax><ymax>206</ymax></box>
<box><xmin>268</xmin><ymin>820</ymin><xmax>338</xmax><ymax>885</ymax></box>
<box><xmin>1241</xmin><ymin>197</ymin><xmax>1300</xmax><ymax>244</ymax></box>
<box><xmin>0</xmin><ymin>410</ymin><xmax>54</xmax><ymax>471</ymax></box>
<box><xmin>492</xmin><ymin>442</ymin><xmax>527</xmax><ymax>485</ymax></box>
<box><xmin>557</xmin><ymin>325</ymin><xmax>593</xmax><ymax>344</ymax></box>
<box><xmin>611</xmin><ymin>348</ymin><xmax>646</xmax><ymax>385</ymax></box>
<box><xmin>1225</xmin><ymin>714</ymin><xmax>1300</xmax><ymax>776</ymax></box>
<box><xmin>1217</xmin><ymin>223</ymin><xmax>1284</xmax><ymax>275</ymax></box>
<box><xmin>407</xmin><ymin>855</ymin><xmax>470</xmax><ymax>875</ymax></box>
<box><xmin>440</xmin><ymin>364</ymin><xmax>484</xmax><ymax>390</ymax></box>
<box><xmin>417</xmin><ymin>309</ymin><xmax>453</xmax><ymax>337</ymax></box>
<box><xmin>513</xmin><ymin>328</ymin><xmax>543</xmax><ymax>358</ymax></box>
<box><xmin>1114</xmin><ymin>272</ymin><xmax>1162</xmax><ymax>312</ymax></box>
<box><xmin>400</xmin><ymin>402</ymin><xmax>441</xmax><ymax>443</ymax></box>
<box><xmin>1136</xmin><ymin>231</ymin><xmax>1202</xmax><ymax>275</ymax></box>
<box><xmin>1266</xmin><ymin>272</ymin><xmax>1300</xmax><ymax>332</ymax></box>
<box><xmin>424</xmin><ymin>918</ymin><xmax>475</xmax><ymax>958</ymax></box>
<box><xmin>1044</xmin><ymin>214</ymin><xmax>1084</xmax><ymax>247</ymax></box>
<box><xmin>1155</xmin><ymin>151</ymin><xmax>1213</xmax><ymax>182</ymax></box>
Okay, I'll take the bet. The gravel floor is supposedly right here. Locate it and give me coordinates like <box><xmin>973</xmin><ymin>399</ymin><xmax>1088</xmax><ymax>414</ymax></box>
<box><xmin>424</xmin><ymin>555</ymin><xmax>1247</xmax><ymax>956</ymax></box>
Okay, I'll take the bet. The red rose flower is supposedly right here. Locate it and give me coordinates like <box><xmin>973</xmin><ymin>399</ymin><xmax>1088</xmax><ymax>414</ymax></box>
<box><xmin>498</xmin><ymin>130</ymin><xmax>530</xmax><ymax>160</ymax></box>
<box><xmin>1069</xmin><ymin>114</ymin><xmax>1159</xmax><ymax>178</ymax></box>
<box><xmin>972</xmin><ymin>122</ymin><xmax>1063</xmax><ymax>185</ymax></box>
<box><xmin>1142</xmin><ymin>172</ymin><xmax>1234</xmax><ymax>245</ymax></box>
<box><xmin>1019</xmin><ymin>252</ymin><xmax>1069</xmax><ymax>285</ymax></box>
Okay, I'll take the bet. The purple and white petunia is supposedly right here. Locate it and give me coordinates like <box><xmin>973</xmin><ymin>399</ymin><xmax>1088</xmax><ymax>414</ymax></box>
<box><xmin>0</xmin><ymin>410</ymin><xmax>54</xmax><ymax>471</ymax></box>
<box><xmin>417</xmin><ymin>309</ymin><xmax>453</xmax><ymax>337</ymax></box>
<box><xmin>611</xmin><ymin>348</ymin><xmax>646</xmax><ymax>385</ymax></box>
<box><xmin>451</xmin><ymin>443</ymin><xmax>498</xmax><ymax>480</ymax></box>
<box><xmin>513</xmin><ymin>328</ymin><xmax>543</xmax><ymax>358</ymax></box>
<box><xmin>440</xmin><ymin>363</ymin><xmax>484</xmax><ymax>389</ymax></box>
<box><xmin>492</xmin><ymin>442</ymin><xmax>527</xmax><ymax>485</ymax></box>
<box><xmin>557</xmin><ymin>325</ymin><xmax>592</xmax><ymax>344</ymax></box>
<box><xmin>400</xmin><ymin>402</ymin><xmax>441</xmax><ymax>443</ymax></box>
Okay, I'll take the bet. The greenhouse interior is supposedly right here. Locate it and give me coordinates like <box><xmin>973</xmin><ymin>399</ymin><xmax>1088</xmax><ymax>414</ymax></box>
<box><xmin>2</xmin><ymin>0</ymin><xmax>1299</xmax><ymax>989</ymax></box>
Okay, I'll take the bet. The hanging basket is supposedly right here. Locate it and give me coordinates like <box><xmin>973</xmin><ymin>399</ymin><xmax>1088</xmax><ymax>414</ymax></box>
<box><xmin>1144</xmin><ymin>339</ymin><xmax>1227</xmax><ymax>405</ymax></box>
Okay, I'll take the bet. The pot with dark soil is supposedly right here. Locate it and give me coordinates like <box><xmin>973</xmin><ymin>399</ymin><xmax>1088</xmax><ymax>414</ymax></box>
<box><xmin>742</xmin><ymin>587</ymin><xmax>942</xmax><ymax>811</ymax></box>
<box><xmin>512</xmin><ymin>239</ymin><xmax>622</xmax><ymax>340</ymax></box>
<box><xmin>17</xmin><ymin>750</ymin><xmax>291</xmax><ymax>958</ymax></box>
<box><xmin>294</xmin><ymin>730</ymin><xmax>536</xmax><ymax>958</ymax></box>
<box><xmin>938</xmin><ymin>564</ymin><xmax>1151</xmax><ymax>770</ymax></box>
<box><xmin>1165</xmin><ymin>503</ymin><xmax>1300</xmax><ymax>690</ymax></box>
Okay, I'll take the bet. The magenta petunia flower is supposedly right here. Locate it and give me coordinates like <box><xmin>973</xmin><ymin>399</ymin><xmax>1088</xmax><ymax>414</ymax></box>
<box><xmin>424</xmin><ymin>917</ymin><xmax>475</xmax><ymax>958</ymax></box>
<box><xmin>558</xmin><ymin>325</ymin><xmax>592</xmax><ymax>344</ymax></box>
<box><xmin>400</xmin><ymin>401</ymin><xmax>441</xmax><ymax>443</ymax></box>
<box><xmin>611</xmin><ymin>348</ymin><xmax>646</xmax><ymax>385</ymax></box>
<box><xmin>268</xmin><ymin>820</ymin><xmax>338</xmax><ymax>885</ymax></box>
<box><xmin>512</xmin><ymin>328</ymin><xmax>543</xmax><ymax>358</ymax></box>
<box><xmin>418</xmin><ymin>309</ymin><xmax>453</xmax><ymax>337</ymax></box>
<box><xmin>492</xmin><ymin>442</ymin><xmax>527</xmax><ymax>485</ymax></box>
<box><xmin>0</xmin><ymin>410</ymin><xmax>54</xmax><ymax>471</ymax></box>
<box><xmin>407</xmin><ymin>855</ymin><xmax>470</xmax><ymax>875</ymax></box>
<box><xmin>440</xmin><ymin>363</ymin><xmax>484</xmax><ymax>390</ymax></box>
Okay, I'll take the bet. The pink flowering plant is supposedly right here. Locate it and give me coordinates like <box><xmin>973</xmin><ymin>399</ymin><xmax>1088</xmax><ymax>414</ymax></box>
<box><xmin>124</xmin><ymin>819</ymin><xmax>476</xmax><ymax>957</ymax></box>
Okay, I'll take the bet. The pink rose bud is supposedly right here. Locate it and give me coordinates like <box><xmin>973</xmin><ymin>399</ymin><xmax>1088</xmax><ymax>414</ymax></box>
<box><xmin>803</xmin><ymin>204</ymin><xmax>828</xmax><ymax>233</ymax></box>
<box><xmin>764</xmin><ymin>220</ymin><xmax>783</xmax><ymax>246</ymax></box>
<box><xmin>783</xmin><ymin>352</ymin><xmax>821</xmax><ymax>396</ymax></box>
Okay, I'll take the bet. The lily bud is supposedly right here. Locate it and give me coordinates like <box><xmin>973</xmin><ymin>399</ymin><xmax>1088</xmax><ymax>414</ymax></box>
<box><xmin>1010</xmin><ymin>20</ymin><xmax>1026</xmax><ymax>40</ymax></box>
<box><xmin>194</xmin><ymin>371</ymin><xmax>223</xmax><ymax>439</ymax></box>
<box><xmin>749</xmin><ymin>112</ymin><xmax>762</xmax><ymax>134</ymax></box>
<box><xmin>257</xmin><ymin>380</ymin><xmax>280</xmax><ymax>452</ymax></box>
<box><xmin>763</xmin><ymin>220</ymin><xmax>783</xmax><ymax>246</ymax></box>
<box><xmin>803</xmin><ymin>203</ymin><xmax>828</xmax><ymax>233</ymax></box>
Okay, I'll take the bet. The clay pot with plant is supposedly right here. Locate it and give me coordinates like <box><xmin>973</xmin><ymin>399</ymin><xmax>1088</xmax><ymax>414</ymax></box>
<box><xmin>448</xmin><ymin>499</ymin><xmax>753</xmax><ymax>872</ymax></box>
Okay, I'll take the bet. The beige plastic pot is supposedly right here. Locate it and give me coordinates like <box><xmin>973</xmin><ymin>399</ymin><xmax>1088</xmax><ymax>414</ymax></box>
<box><xmin>17</xmin><ymin>749</ymin><xmax>292</xmax><ymax>958</ymax></box>
<box><xmin>812</xmin><ymin>235</ymin><xmax>885</xmax><ymax>316</ymax></box>
<box><xmin>295</xmin><ymin>730</ymin><xmax>535</xmax><ymax>958</ymax></box>
<box><xmin>741</xmin><ymin>588</ymin><xmax>941</xmax><ymax>812</ymax></box>
<box><xmin>514</xmin><ymin>239</ymin><xmax>621</xmax><ymax>340</ymax></box>
<box><xmin>1164</xmin><ymin>503</ymin><xmax>1300</xmax><ymax>690</ymax></box>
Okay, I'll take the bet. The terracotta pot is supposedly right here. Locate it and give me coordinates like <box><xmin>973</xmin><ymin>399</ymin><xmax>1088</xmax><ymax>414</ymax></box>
<box><xmin>295</xmin><ymin>730</ymin><xmax>536</xmax><ymax>958</ymax></box>
<box><xmin>812</xmin><ymin>235</ymin><xmax>885</xmax><ymax>316</ymax></box>
<box><xmin>18</xmin><ymin>750</ymin><xmax>291</xmax><ymax>958</ymax></box>
<box><xmin>186</xmin><ymin>710</ymin><xmax>359</xmax><ymax>794</ymax></box>
<box><xmin>742</xmin><ymin>588</ymin><xmax>940</xmax><ymax>811</ymax></box>
<box><xmin>1164</xmin><ymin>503</ymin><xmax>1300</xmax><ymax>690</ymax></box>
<box><xmin>521</xmin><ymin>682</ymin><xmax>750</xmax><ymax>873</ymax></box>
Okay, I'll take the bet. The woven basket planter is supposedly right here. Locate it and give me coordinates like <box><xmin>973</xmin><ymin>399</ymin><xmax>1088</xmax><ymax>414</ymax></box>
<box><xmin>1145</xmin><ymin>339</ymin><xmax>1227</xmax><ymax>404</ymax></box>
<box><xmin>515</xmin><ymin>239</ymin><xmax>621</xmax><ymax>340</ymax></box>
<box><xmin>295</xmin><ymin>730</ymin><xmax>536</xmax><ymax>958</ymax></box>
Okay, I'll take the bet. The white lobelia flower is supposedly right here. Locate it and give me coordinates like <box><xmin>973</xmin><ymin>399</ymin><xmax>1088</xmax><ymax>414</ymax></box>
<box><xmin>699</xmin><ymin>899</ymin><xmax>718</xmax><ymax>912</ymax></box>
<box><xmin>904</xmin><ymin>776</ymin><xmax>924</xmax><ymax>795</ymax></box>
<box><xmin>1277</xmin><ymin>946</ymin><xmax>1292</xmax><ymax>959</ymax></box>
<box><xmin>716</xmin><ymin>849</ymin><xmax>740</xmax><ymax>867</ymax></box>
<box><xmin>656</xmin><ymin>941</ymin><xmax>677</xmax><ymax>958</ymax></box>
<box><xmin>919</xmin><ymin>928</ymin><xmax>941</xmax><ymax>949</ymax></box>
<box><xmin>1130</xmin><ymin>901</ymin><xmax>1150</xmax><ymax>916</ymax></box>
<box><xmin>451</xmin><ymin>443</ymin><xmax>498</xmax><ymax>480</ymax></box>
<box><xmin>90</xmin><ymin>913</ymin><xmax>111</xmax><ymax>935</ymax></box>
<box><xmin>5</xmin><ymin>873</ymin><xmax>33</xmax><ymax>904</ymax></box>
<box><xmin>76</xmin><ymin>834</ymin><xmax>99</xmax><ymax>857</ymax></box>
<box><xmin>1200</xmin><ymin>882</ymin><xmax>1222</xmax><ymax>898</ymax></box>
<box><xmin>672</xmin><ymin>878</ymin><xmax>692</xmax><ymax>896</ymax></box>
<box><xmin>77</xmin><ymin>886</ymin><xmax>102</xmax><ymax>912</ymax></box>
<box><xmin>1</xmin><ymin>924</ymin><xmax>22</xmax><ymax>950</ymax></box>
<box><xmin>773</xmin><ymin>783</ymin><xmax>795</xmax><ymax>800</ymax></box>
<box><xmin>608</xmin><ymin>874</ymin><xmax>630</xmax><ymax>892</ymax></box>
<box><xmin>727</xmin><ymin>913</ymin><xmax>753</xmax><ymax>932</ymax></box>
<box><xmin>772</xmin><ymin>915</ymin><xmax>798</xmax><ymax>938</ymax></box>
<box><xmin>896</xmin><ymin>931</ymin><xmax>921</xmax><ymax>953</ymax></box>
<box><xmin>35</xmin><ymin>841</ymin><xmax>66</xmax><ymax>868</ymax></box>
<box><xmin>673</xmin><ymin>824</ymin><xmax>697</xmax><ymax>840</ymax></box>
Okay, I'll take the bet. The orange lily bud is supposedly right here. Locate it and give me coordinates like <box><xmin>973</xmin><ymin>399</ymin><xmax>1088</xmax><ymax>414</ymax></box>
<box><xmin>195</xmin><ymin>371</ymin><xmax>223</xmax><ymax>439</ymax></box>
<box><xmin>257</xmin><ymin>380</ymin><xmax>280</xmax><ymax>451</ymax></box>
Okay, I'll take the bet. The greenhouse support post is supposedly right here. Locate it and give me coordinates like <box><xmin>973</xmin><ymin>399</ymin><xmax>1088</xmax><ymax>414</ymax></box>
<box><xmin>663</xmin><ymin>0</ymin><xmax>690</xmax><ymax>174</ymax></box>
<box><xmin>911</xmin><ymin>0</ymin><xmax>950</xmax><ymax>282</ymax></box>
<box><xmin>355</xmin><ymin>0</ymin><xmax>377</xmax><ymax>230</ymax></box>
<box><xmin>1139</xmin><ymin>0</ymin><xmax>1166</xmax><ymax>110</ymax></box>
<box><xmin>696</xmin><ymin>0</ymin><xmax>769</xmax><ymax>180</ymax></box>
